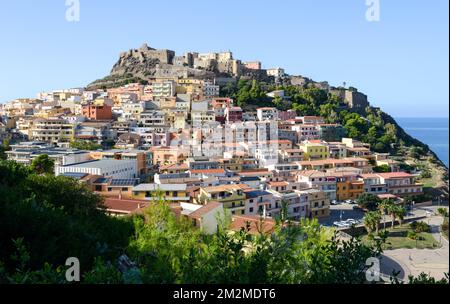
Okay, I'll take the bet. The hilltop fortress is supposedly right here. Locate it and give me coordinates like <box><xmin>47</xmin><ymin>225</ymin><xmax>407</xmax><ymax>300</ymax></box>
<box><xmin>108</xmin><ymin>43</ymin><xmax>277</xmax><ymax>82</ymax></box>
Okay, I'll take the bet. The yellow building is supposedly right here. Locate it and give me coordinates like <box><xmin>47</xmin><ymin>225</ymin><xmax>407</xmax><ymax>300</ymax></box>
<box><xmin>132</xmin><ymin>184</ymin><xmax>189</xmax><ymax>203</ymax></box>
<box><xmin>299</xmin><ymin>140</ymin><xmax>329</xmax><ymax>161</ymax></box>
<box><xmin>301</xmin><ymin>188</ymin><xmax>330</xmax><ymax>218</ymax></box>
<box><xmin>196</xmin><ymin>184</ymin><xmax>247</xmax><ymax>215</ymax></box>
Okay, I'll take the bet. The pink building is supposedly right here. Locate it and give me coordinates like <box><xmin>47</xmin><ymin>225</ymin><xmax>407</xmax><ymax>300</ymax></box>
<box><xmin>279</xmin><ymin>110</ymin><xmax>297</xmax><ymax>121</ymax></box>
<box><xmin>244</xmin><ymin>61</ymin><xmax>262</xmax><ymax>70</ymax></box>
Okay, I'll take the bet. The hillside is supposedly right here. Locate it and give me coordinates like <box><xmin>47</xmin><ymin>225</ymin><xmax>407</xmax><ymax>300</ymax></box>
<box><xmin>87</xmin><ymin>43</ymin><xmax>448</xmax><ymax>197</ymax></box>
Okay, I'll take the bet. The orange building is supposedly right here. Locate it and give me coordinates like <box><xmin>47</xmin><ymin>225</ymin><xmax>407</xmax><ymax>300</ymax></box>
<box><xmin>151</xmin><ymin>146</ymin><xmax>188</xmax><ymax>166</ymax></box>
<box><xmin>335</xmin><ymin>172</ymin><xmax>364</xmax><ymax>201</ymax></box>
<box><xmin>81</xmin><ymin>104</ymin><xmax>113</xmax><ymax>120</ymax></box>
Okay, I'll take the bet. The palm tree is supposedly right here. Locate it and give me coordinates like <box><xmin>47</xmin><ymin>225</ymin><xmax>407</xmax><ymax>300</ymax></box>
<box><xmin>378</xmin><ymin>199</ymin><xmax>394</xmax><ymax>231</ymax></box>
<box><xmin>387</xmin><ymin>204</ymin><xmax>399</xmax><ymax>229</ymax></box>
<box><xmin>395</xmin><ymin>206</ymin><xmax>407</xmax><ymax>227</ymax></box>
<box><xmin>364</xmin><ymin>211</ymin><xmax>382</xmax><ymax>234</ymax></box>
<box><xmin>437</xmin><ymin>208</ymin><xmax>449</xmax><ymax>218</ymax></box>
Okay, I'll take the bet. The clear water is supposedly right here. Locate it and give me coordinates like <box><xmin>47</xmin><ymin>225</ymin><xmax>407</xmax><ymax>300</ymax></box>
<box><xmin>396</xmin><ymin>117</ymin><xmax>449</xmax><ymax>167</ymax></box>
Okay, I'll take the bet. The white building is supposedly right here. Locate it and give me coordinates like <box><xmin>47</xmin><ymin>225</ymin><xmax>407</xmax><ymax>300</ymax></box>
<box><xmin>55</xmin><ymin>160</ymin><xmax>138</xmax><ymax>179</ymax></box>
<box><xmin>257</xmin><ymin>107</ymin><xmax>279</xmax><ymax>122</ymax></box>
<box><xmin>180</xmin><ymin>202</ymin><xmax>225</xmax><ymax>235</ymax></box>
<box><xmin>152</xmin><ymin>81</ymin><xmax>176</xmax><ymax>98</ymax></box>
<box><xmin>266</xmin><ymin>67</ymin><xmax>285</xmax><ymax>78</ymax></box>
<box><xmin>203</xmin><ymin>82</ymin><xmax>220</xmax><ymax>98</ymax></box>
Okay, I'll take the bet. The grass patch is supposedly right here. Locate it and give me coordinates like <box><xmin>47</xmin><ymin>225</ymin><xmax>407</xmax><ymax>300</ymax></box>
<box><xmin>362</xmin><ymin>226</ymin><xmax>440</xmax><ymax>250</ymax></box>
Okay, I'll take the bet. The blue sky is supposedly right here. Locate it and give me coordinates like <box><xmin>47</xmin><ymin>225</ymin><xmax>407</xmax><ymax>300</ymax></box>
<box><xmin>0</xmin><ymin>0</ymin><xmax>448</xmax><ymax>117</ymax></box>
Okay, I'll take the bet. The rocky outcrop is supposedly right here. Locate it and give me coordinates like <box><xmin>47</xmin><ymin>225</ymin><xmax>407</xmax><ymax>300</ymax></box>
<box><xmin>88</xmin><ymin>43</ymin><xmax>219</xmax><ymax>89</ymax></box>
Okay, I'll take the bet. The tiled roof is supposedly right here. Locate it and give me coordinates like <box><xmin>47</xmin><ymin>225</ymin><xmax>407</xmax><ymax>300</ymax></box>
<box><xmin>188</xmin><ymin>202</ymin><xmax>222</xmax><ymax>219</ymax></box>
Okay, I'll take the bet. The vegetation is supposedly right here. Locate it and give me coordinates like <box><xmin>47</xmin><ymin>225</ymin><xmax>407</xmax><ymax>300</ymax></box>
<box><xmin>410</xmin><ymin>221</ymin><xmax>431</xmax><ymax>233</ymax></box>
<box><xmin>0</xmin><ymin>139</ymin><xmax>10</xmax><ymax>160</ymax></box>
<box><xmin>30</xmin><ymin>154</ymin><xmax>55</xmax><ymax>175</ymax></box>
<box><xmin>357</xmin><ymin>193</ymin><xmax>381</xmax><ymax>211</ymax></box>
<box><xmin>362</xmin><ymin>227</ymin><xmax>439</xmax><ymax>250</ymax></box>
<box><xmin>221</xmin><ymin>79</ymin><xmax>438</xmax><ymax>157</ymax></box>
<box><xmin>373</xmin><ymin>165</ymin><xmax>392</xmax><ymax>173</ymax></box>
<box><xmin>70</xmin><ymin>140</ymin><xmax>103</xmax><ymax>151</ymax></box>
<box><xmin>363</xmin><ymin>211</ymin><xmax>382</xmax><ymax>234</ymax></box>
<box><xmin>437</xmin><ymin>208</ymin><xmax>449</xmax><ymax>240</ymax></box>
<box><xmin>0</xmin><ymin>159</ymin><xmax>388</xmax><ymax>284</ymax></box>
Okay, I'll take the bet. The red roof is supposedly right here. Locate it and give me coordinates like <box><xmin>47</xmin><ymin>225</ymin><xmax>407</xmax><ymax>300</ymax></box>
<box><xmin>377</xmin><ymin>172</ymin><xmax>413</xmax><ymax>179</ymax></box>
<box><xmin>190</xmin><ymin>169</ymin><xmax>226</xmax><ymax>175</ymax></box>
<box><xmin>103</xmin><ymin>198</ymin><xmax>149</xmax><ymax>214</ymax></box>
<box><xmin>229</xmin><ymin>215</ymin><xmax>276</xmax><ymax>235</ymax></box>
<box><xmin>188</xmin><ymin>202</ymin><xmax>222</xmax><ymax>219</ymax></box>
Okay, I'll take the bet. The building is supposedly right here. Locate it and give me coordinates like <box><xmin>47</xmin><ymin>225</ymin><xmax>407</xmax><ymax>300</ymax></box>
<box><xmin>91</xmin><ymin>177</ymin><xmax>140</xmax><ymax>199</ymax></box>
<box><xmin>55</xmin><ymin>159</ymin><xmax>138</xmax><ymax>179</ymax></box>
<box><xmin>203</xmin><ymin>82</ymin><xmax>220</xmax><ymax>98</ymax></box>
<box><xmin>266</xmin><ymin>68</ymin><xmax>285</xmax><ymax>78</ymax></box>
<box><xmin>6</xmin><ymin>142</ymin><xmax>91</xmax><ymax>166</ymax></box>
<box><xmin>151</xmin><ymin>146</ymin><xmax>188</xmax><ymax>166</ymax></box>
<box><xmin>140</xmin><ymin>111</ymin><xmax>167</xmax><ymax>127</ymax></box>
<box><xmin>74</xmin><ymin>121</ymin><xmax>116</xmax><ymax>144</ymax></box>
<box><xmin>81</xmin><ymin>103</ymin><xmax>113</xmax><ymax>120</ymax></box>
<box><xmin>244</xmin><ymin>190</ymin><xmax>274</xmax><ymax>216</ymax></box>
<box><xmin>296</xmin><ymin>171</ymin><xmax>337</xmax><ymax>201</ymax></box>
<box><xmin>359</xmin><ymin>174</ymin><xmax>388</xmax><ymax>195</ymax></box>
<box><xmin>132</xmin><ymin>183</ymin><xmax>189</xmax><ymax>203</ymax></box>
<box><xmin>301</xmin><ymin>188</ymin><xmax>330</xmax><ymax>218</ymax></box>
<box><xmin>377</xmin><ymin>172</ymin><xmax>423</xmax><ymax>197</ymax></box>
<box><xmin>225</xmin><ymin>107</ymin><xmax>243</xmax><ymax>123</ymax></box>
<box><xmin>30</xmin><ymin>118</ymin><xmax>74</xmax><ymax>146</ymax></box>
<box><xmin>180</xmin><ymin>202</ymin><xmax>225</xmax><ymax>234</ymax></box>
<box><xmin>334</xmin><ymin>172</ymin><xmax>365</xmax><ymax>201</ymax></box>
<box><xmin>257</xmin><ymin>107</ymin><xmax>279</xmax><ymax>122</ymax></box>
<box><xmin>243</xmin><ymin>61</ymin><xmax>262</xmax><ymax>70</ymax></box>
<box><xmin>152</xmin><ymin>81</ymin><xmax>176</xmax><ymax>98</ymax></box>
<box><xmin>91</xmin><ymin>149</ymin><xmax>153</xmax><ymax>177</ymax></box>
<box><xmin>196</xmin><ymin>184</ymin><xmax>247</xmax><ymax>216</ymax></box>
<box><xmin>299</xmin><ymin>140</ymin><xmax>329</xmax><ymax>161</ymax></box>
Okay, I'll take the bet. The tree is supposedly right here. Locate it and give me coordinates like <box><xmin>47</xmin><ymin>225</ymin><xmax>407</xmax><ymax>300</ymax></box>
<box><xmin>30</xmin><ymin>154</ymin><xmax>54</xmax><ymax>175</ymax></box>
<box><xmin>387</xmin><ymin>205</ymin><xmax>406</xmax><ymax>229</ymax></box>
<box><xmin>364</xmin><ymin>211</ymin><xmax>382</xmax><ymax>234</ymax></box>
<box><xmin>378</xmin><ymin>199</ymin><xmax>394</xmax><ymax>230</ymax></box>
<box><xmin>373</xmin><ymin>165</ymin><xmax>391</xmax><ymax>173</ymax></box>
<box><xmin>357</xmin><ymin>193</ymin><xmax>381</xmax><ymax>211</ymax></box>
<box><xmin>0</xmin><ymin>139</ymin><xmax>11</xmax><ymax>160</ymax></box>
<box><xmin>70</xmin><ymin>140</ymin><xmax>103</xmax><ymax>151</ymax></box>
<box><xmin>437</xmin><ymin>208</ymin><xmax>449</xmax><ymax>218</ymax></box>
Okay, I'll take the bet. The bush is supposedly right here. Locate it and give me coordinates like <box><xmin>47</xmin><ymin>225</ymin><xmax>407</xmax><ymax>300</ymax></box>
<box><xmin>410</xmin><ymin>221</ymin><xmax>430</xmax><ymax>233</ymax></box>
<box><xmin>442</xmin><ymin>220</ymin><xmax>449</xmax><ymax>239</ymax></box>
<box><xmin>407</xmin><ymin>231</ymin><xmax>418</xmax><ymax>240</ymax></box>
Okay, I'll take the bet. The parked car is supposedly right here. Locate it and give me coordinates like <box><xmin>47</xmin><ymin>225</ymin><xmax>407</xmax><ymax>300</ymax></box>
<box><xmin>345</xmin><ymin>219</ymin><xmax>359</xmax><ymax>225</ymax></box>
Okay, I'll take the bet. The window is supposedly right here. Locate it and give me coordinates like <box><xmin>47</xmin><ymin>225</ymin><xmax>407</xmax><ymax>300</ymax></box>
<box><xmin>249</xmin><ymin>207</ymin><xmax>254</xmax><ymax>213</ymax></box>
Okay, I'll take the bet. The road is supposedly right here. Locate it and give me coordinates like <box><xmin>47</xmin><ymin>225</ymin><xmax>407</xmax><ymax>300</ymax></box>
<box><xmin>319</xmin><ymin>203</ymin><xmax>365</xmax><ymax>226</ymax></box>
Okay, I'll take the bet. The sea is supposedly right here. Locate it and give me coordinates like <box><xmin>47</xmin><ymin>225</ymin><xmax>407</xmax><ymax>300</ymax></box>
<box><xmin>395</xmin><ymin>117</ymin><xmax>449</xmax><ymax>168</ymax></box>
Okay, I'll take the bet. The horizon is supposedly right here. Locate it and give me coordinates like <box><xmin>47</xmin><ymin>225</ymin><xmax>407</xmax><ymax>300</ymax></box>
<box><xmin>0</xmin><ymin>0</ymin><xmax>448</xmax><ymax>117</ymax></box>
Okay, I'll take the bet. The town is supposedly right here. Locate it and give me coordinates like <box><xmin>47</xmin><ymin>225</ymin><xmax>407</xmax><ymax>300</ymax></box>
<box><xmin>0</xmin><ymin>46</ymin><xmax>428</xmax><ymax>235</ymax></box>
